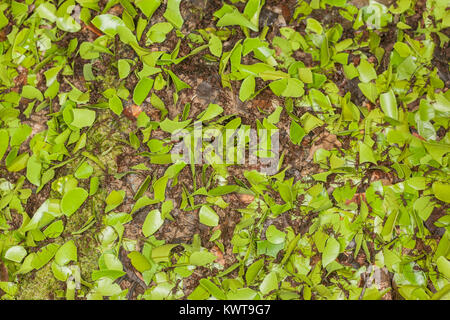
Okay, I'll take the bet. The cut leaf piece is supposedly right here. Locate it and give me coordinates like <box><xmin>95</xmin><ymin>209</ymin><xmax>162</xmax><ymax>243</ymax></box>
<box><xmin>7</xmin><ymin>152</ymin><xmax>29</xmax><ymax>172</ymax></box>
<box><xmin>54</xmin><ymin>240</ymin><xmax>77</xmax><ymax>266</ymax></box>
<box><xmin>217</xmin><ymin>8</ymin><xmax>258</xmax><ymax>32</ymax></box>
<box><xmin>74</xmin><ymin>162</ymin><xmax>94</xmax><ymax>179</ymax></box>
<box><xmin>290</xmin><ymin>120</ymin><xmax>306</xmax><ymax>145</ymax></box>
<box><xmin>109</xmin><ymin>96</ymin><xmax>123</xmax><ymax>116</ymax></box>
<box><xmin>167</xmin><ymin>70</ymin><xmax>190</xmax><ymax>93</ymax></box>
<box><xmin>105</xmin><ymin>190</ymin><xmax>125</xmax><ymax>213</ymax></box>
<box><xmin>128</xmin><ymin>251</ymin><xmax>152</xmax><ymax>272</ymax></box>
<box><xmin>266</xmin><ymin>225</ymin><xmax>286</xmax><ymax>245</ymax></box>
<box><xmin>436</xmin><ymin>256</ymin><xmax>450</xmax><ymax>279</ymax></box>
<box><xmin>306</xmin><ymin>18</ymin><xmax>323</xmax><ymax>34</ymax></box>
<box><xmin>5</xmin><ymin>246</ymin><xmax>27</xmax><ymax>263</ymax></box>
<box><xmin>31</xmin><ymin>243</ymin><xmax>60</xmax><ymax>270</ymax></box>
<box><xmin>380</xmin><ymin>89</ymin><xmax>398</xmax><ymax>120</ymax></box>
<box><xmin>246</xmin><ymin>259</ymin><xmax>264</xmax><ymax>285</ymax></box>
<box><xmin>269</xmin><ymin>78</ymin><xmax>304</xmax><ymax>98</ymax></box>
<box><xmin>199</xmin><ymin>205</ymin><xmax>219</xmax><ymax>227</ymax></box>
<box><xmin>43</xmin><ymin>220</ymin><xmax>64</xmax><ymax>238</ymax></box>
<box><xmin>159</xmin><ymin>118</ymin><xmax>191</xmax><ymax>134</ymax></box>
<box><xmin>190</xmin><ymin>251</ymin><xmax>217</xmax><ymax>266</ymax></box>
<box><xmin>26</xmin><ymin>154</ymin><xmax>41</xmax><ymax>187</ymax></box>
<box><xmin>0</xmin><ymin>129</ymin><xmax>9</xmax><ymax>161</ymax></box>
<box><xmin>146</xmin><ymin>22</ymin><xmax>173</xmax><ymax>43</ymax></box>
<box><xmin>136</xmin><ymin>0</ymin><xmax>160</xmax><ymax>19</ymax></box>
<box><xmin>239</xmin><ymin>75</ymin><xmax>255</xmax><ymax>102</ymax></box>
<box><xmin>142</xmin><ymin>209</ymin><xmax>164</xmax><ymax>237</ymax></box>
<box><xmin>199</xmin><ymin>279</ymin><xmax>226</xmax><ymax>300</ymax></box>
<box><xmin>91</xmin><ymin>14</ymin><xmax>125</xmax><ymax>36</ymax></box>
<box><xmin>71</xmin><ymin>109</ymin><xmax>96</xmax><ymax>129</ymax></box>
<box><xmin>133</xmin><ymin>78</ymin><xmax>154</xmax><ymax>105</ymax></box>
<box><xmin>357</xmin><ymin>59</ymin><xmax>377</xmax><ymax>83</ymax></box>
<box><xmin>209</xmin><ymin>34</ymin><xmax>223</xmax><ymax>57</ymax></box>
<box><xmin>359</xmin><ymin>142</ymin><xmax>377</xmax><ymax>164</ymax></box>
<box><xmin>61</xmin><ymin>187</ymin><xmax>88</xmax><ymax>217</ymax></box>
<box><xmin>118</xmin><ymin>59</ymin><xmax>131</xmax><ymax>79</ymax></box>
<box><xmin>197</xmin><ymin>104</ymin><xmax>224</xmax><ymax>122</ymax></box>
<box><xmin>322</xmin><ymin>237</ymin><xmax>340</xmax><ymax>267</ymax></box>
<box><xmin>163</xmin><ymin>0</ymin><xmax>184</xmax><ymax>29</ymax></box>
<box><xmin>432</xmin><ymin>182</ymin><xmax>450</xmax><ymax>203</ymax></box>
<box><xmin>259</xmin><ymin>271</ymin><xmax>278</xmax><ymax>295</ymax></box>
<box><xmin>22</xmin><ymin>86</ymin><xmax>43</xmax><ymax>101</ymax></box>
<box><xmin>358</xmin><ymin>82</ymin><xmax>378</xmax><ymax>103</ymax></box>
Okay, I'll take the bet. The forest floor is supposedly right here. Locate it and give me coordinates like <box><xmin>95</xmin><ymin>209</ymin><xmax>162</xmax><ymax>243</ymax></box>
<box><xmin>0</xmin><ymin>0</ymin><xmax>449</xmax><ymax>300</ymax></box>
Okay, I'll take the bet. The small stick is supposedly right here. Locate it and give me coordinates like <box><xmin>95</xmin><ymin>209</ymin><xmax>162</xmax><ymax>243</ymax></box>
<box><xmin>83</xmin><ymin>23</ymin><xmax>103</xmax><ymax>37</ymax></box>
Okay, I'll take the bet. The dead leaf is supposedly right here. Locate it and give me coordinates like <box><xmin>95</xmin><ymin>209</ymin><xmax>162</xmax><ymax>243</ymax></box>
<box><xmin>345</xmin><ymin>192</ymin><xmax>366</xmax><ymax>205</ymax></box>
<box><xmin>370</xmin><ymin>170</ymin><xmax>392</xmax><ymax>185</ymax></box>
<box><xmin>135</xmin><ymin>271</ymin><xmax>144</xmax><ymax>282</ymax></box>
<box><xmin>108</xmin><ymin>5</ymin><xmax>124</xmax><ymax>16</ymax></box>
<box><xmin>280</xmin><ymin>3</ymin><xmax>292</xmax><ymax>22</ymax></box>
<box><xmin>307</xmin><ymin>131</ymin><xmax>342</xmax><ymax>161</ymax></box>
<box><xmin>210</xmin><ymin>246</ymin><xmax>226</xmax><ymax>266</ymax></box>
<box><xmin>0</xmin><ymin>262</ymin><xmax>8</xmax><ymax>282</ymax></box>
<box><xmin>124</xmin><ymin>104</ymin><xmax>143</xmax><ymax>120</ymax></box>
<box><xmin>14</xmin><ymin>66</ymin><xmax>28</xmax><ymax>89</ymax></box>
<box><xmin>239</xmin><ymin>194</ymin><xmax>254</xmax><ymax>204</ymax></box>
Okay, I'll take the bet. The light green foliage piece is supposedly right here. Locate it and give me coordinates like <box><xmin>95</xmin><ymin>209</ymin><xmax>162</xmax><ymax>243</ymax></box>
<box><xmin>1</xmin><ymin>0</ymin><xmax>448</xmax><ymax>301</ymax></box>
<box><xmin>380</xmin><ymin>89</ymin><xmax>398</xmax><ymax>120</ymax></box>
<box><xmin>54</xmin><ymin>240</ymin><xmax>77</xmax><ymax>266</ymax></box>
<box><xmin>322</xmin><ymin>237</ymin><xmax>340</xmax><ymax>267</ymax></box>
<box><xmin>199</xmin><ymin>205</ymin><xmax>219</xmax><ymax>227</ymax></box>
<box><xmin>105</xmin><ymin>190</ymin><xmax>125</xmax><ymax>213</ymax></box>
<box><xmin>190</xmin><ymin>251</ymin><xmax>217</xmax><ymax>266</ymax></box>
<box><xmin>239</xmin><ymin>75</ymin><xmax>255</xmax><ymax>102</ymax></box>
<box><xmin>163</xmin><ymin>0</ymin><xmax>184</xmax><ymax>29</ymax></box>
<box><xmin>136</xmin><ymin>0</ymin><xmax>160</xmax><ymax>19</ymax></box>
<box><xmin>5</xmin><ymin>246</ymin><xmax>27</xmax><ymax>263</ymax></box>
<box><xmin>70</xmin><ymin>109</ymin><xmax>96</xmax><ymax>128</ymax></box>
<box><xmin>209</xmin><ymin>34</ymin><xmax>223</xmax><ymax>57</ymax></box>
<box><xmin>357</xmin><ymin>59</ymin><xmax>377</xmax><ymax>83</ymax></box>
<box><xmin>133</xmin><ymin>78</ymin><xmax>154</xmax><ymax>105</ymax></box>
<box><xmin>118</xmin><ymin>60</ymin><xmax>131</xmax><ymax>79</ymax></box>
<box><xmin>61</xmin><ymin>188</ymin><xmax>88</xmax><ymax>217</ymax></box>
<box><xmin>142</xmin><ymin>209</ymin><xmax>164</xmax><ymax>237</ymax></box>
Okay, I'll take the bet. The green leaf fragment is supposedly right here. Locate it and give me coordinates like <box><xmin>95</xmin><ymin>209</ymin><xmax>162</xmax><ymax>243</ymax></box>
<box><xmin>105</xmin><ymin>190</ymin><xmax>125</xmax><ymax>213</ymax></box>
<box><xmin>322</xmin><ymin>237</ymin><xmax>340</xmax><ymax>267</ymax></box>
<box><xmin>71</xmin><ymin>109</ymin><xmax>96</xmax><ymax>129</ymax></box>
<box><xmin>142</xmin><ymin>209</ymin><xmax>164</xmax><ymax>237</ymax></box>
<box><xmin>357</xmin><ymin>59</ymin><xmax>377</xmax><ymax>83</ymax></box>
<box><xmin>432</xmin><ymin>182</ymin><xmax>450</xmax><ymax>203</ymax></box>
<box><xmin>118</xmin><ymin>59</ymin><xmax>131</xmax><ymax>79</ymax></box>
<box><xmin>259</xmin><ymin>271</ymin><xmax>278</xmax><ymax>295</ymax></box>
<box><xmin>380</xmin><ymin>89</ymin><xmax>398</xmax><ymax>120</ymax></box>
<box><xmin>133</xmin><ymin>77</ymin><xmax>154</xmax><ymax>105</ymax></box>
<box><xmin>359</xmin><ymin>142</ymin><xmax>377</xmax><ymax>164</ymax></box>
<box><xmin>109</xmin><ymin>96</ymin><xmax>123</xmax><ymax>116</ymax></box>
<box><xmin>199</xmin><ymin>205</ymin><xmax>219</xmax><ymax>227</ymax></box>
<box><xmin>128</xmin><ymin>251</ymin><xmax>152</xmax><ymax>272</ymax></box>
<box><xmin>239</xmin><ymin>75</ymin><xmax>255</xmax><ymax>102</ymax></box>
<box><xmin>61</xmin><ymin>187</ymin><xmax>88</xmax><ymax>217</ymax></box>
<box><xmin>163</xmin><ymin>0</ymin><xmax>184</xmax><ymax>29</ymax></box>
<box><xmin>54</xmin><ymin>240</ymin><xmax>77</xmax><ymax>266</ymax></box>
<box><xmin>136</xmin><ymin>0</ymin><xmax>160</xmax><ymax>19</ymax></box>
<box><xmin>266</xmin><ymin>225</ymin><xmax>286</xmax><ymax>245</ymax></box>
<box><xmin>5</xmin><ymin>245</ymin><xmax>27</xmax><ymax>263</ymax></box>
<box><xmin>217</xmin><ymin>8</ymin><xmax>258</xmax><ymax>32</ymax></box>
<box><xmin>190</xmin><ymin>251</ymin><xmax>217</xmax><ymax>266</ymax></box>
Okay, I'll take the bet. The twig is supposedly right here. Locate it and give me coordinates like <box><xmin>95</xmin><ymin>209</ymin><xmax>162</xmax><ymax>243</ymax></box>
<box><xmin>83</xmin><ymin>23</ymin><xmax>103</xmax><ymax>37</ymax></box>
